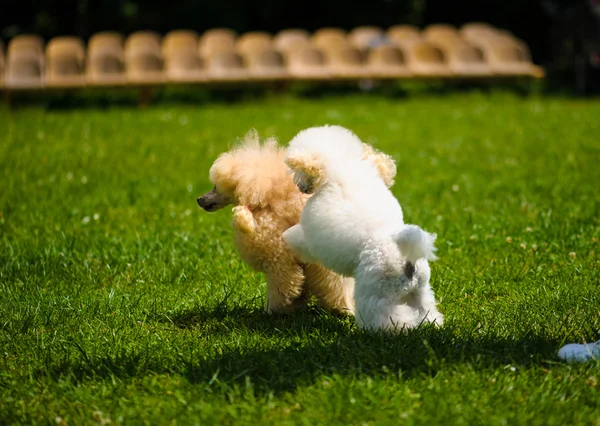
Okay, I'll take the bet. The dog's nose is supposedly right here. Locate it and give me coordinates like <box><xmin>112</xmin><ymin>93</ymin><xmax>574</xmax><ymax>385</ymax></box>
<box><xmin>297</xmin><ymin>181</ymin><xmax>314</xmax><ymax>194</ymax></box>
<box><xmin>197</xmin><ymin>197</ymin><xmax>204</xmax><ymax>207</ymax></box>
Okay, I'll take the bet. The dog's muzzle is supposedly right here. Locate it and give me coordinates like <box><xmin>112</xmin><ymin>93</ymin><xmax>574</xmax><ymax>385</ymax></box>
<box><xmin>297</xmin><ymin>181</ymin><xmax>314</xmax><ymax>194</ymax></box>
<box><xmin>197</xmin><ymin>192</ymin><xmax>220</xmax><ymax>212</ymax></box>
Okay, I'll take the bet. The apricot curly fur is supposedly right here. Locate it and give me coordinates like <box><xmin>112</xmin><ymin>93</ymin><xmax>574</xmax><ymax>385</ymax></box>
<box><xmin>205</xmin><ymin>130</ymin><xmax>354</xmax><ymax>315</ymax></box>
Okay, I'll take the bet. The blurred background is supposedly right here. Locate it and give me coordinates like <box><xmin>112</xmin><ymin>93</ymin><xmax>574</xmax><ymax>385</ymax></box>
<box><xmin>1</xmin><ymin>0</ymin><xmax>599</xmax><ymax>94</ymax></box>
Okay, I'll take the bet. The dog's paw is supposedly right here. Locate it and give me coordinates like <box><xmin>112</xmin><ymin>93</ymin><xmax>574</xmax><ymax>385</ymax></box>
<box><xmin>232</xmin><ymin>206</ymin><xmax>256</xmax><ymax>233</ymax></box>
<box><xmin>422</xmin><ymin>310</ymin><xmax>444</xmax><ymax>327</ymax></box>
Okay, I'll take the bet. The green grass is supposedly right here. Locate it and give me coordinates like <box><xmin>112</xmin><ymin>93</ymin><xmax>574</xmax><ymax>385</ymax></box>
<box><xmin>1</xmin><ymin>93</ymin><xmax>599</xmax><ymax>425</ymax></box>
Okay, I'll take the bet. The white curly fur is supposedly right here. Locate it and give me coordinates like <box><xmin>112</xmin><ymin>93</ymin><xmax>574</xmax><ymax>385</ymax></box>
<box><xmin>283</xmin><ymin>125</ymin><xmax>443</xmax><ymax>332</ymax></box>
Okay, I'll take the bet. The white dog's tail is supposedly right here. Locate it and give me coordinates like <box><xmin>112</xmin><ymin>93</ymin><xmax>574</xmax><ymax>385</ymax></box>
<box><xmin>394</xmin><ymin>225</ymin><xmax>438</xmax><ymax>263</ymax></box>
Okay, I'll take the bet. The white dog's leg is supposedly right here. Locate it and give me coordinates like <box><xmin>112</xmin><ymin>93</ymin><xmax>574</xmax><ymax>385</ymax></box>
<box><xmin>355</xmin><ymin>295</ymin><xmax>420</xmax><ymax>333</ymax></box>
<box><xmin>414</xmin><ymin>260</ymin><xmax>444</xmax><ymax>326</ymax></box>
<box><xmin>416</xmin><ymin>282</ymin><xmax>444</xmax><ymax>326</ymax></box>
<box><xmin>375</xmin><ymin>292</ymin><xmax>441</xmax><ymax>332</ymax></box>
<box><xmin>354</xmin><ymin>259</ymin><xmax>443</xmax><ymax>333</ymax></box>
<box><xmin>354</xmin><ymin>263</ymin><xmax>417</xmax><ymax>332</ymax></box>
<box><xmin>283</xmin><ymin>224</ymin><xmax>319</xmax><ymax>264</ymax></box>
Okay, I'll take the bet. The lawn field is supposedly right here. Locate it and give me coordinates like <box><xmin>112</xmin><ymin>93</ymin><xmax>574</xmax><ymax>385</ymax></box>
<box><xmin>1</xmin><ymin>93</ymin><xmax>599</xmax><ymax>425</ymax></box>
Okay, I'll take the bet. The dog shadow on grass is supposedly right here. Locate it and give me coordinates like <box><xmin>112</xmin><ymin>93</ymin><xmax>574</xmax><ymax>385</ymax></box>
<box><xmin>175</xmin><ymin>304</ymin><xmax>562</xmax><ymax>393</ymax></box>
<box><xmin>40</xmin><ymin>302</ymin><xmax>564</xmax><ymax>394</ymax></box>
<box><xmin>162</xmin><ymin>301</ymin><xmax>356</xmax><ymax>336</ymax></box>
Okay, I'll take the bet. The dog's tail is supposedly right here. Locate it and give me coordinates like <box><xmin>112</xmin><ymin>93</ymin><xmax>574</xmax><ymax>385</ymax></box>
<box><xmin>394</xmin><ymin>225</ymin><xmax>438</xmax><ymax>263</ymax></box>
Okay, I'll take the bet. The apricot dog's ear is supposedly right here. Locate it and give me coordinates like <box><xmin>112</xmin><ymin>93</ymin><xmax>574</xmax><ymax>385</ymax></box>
<box><xmin>362</xmin><ymin>143</ymin><xmax>397</xmax><ymax>188</ymax></box>
<box><xmin>285</xmin><ymin>153</ymin><xmax>325</xmax><ymax>182</ymax></box>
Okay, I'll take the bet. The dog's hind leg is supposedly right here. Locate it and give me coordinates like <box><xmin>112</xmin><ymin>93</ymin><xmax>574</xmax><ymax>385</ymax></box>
<box><xmin>282</xmin><ymin>224</ymin><xmax>318</xmax><ymax>264</ymax></box>
<box><xmin>304</xmin><ymin>264</ymin><xmax>355</xmax><ymax>315</ymax></box>
<box><xmin>264</xmin><ymin>260</ymin><xmax>307</xmax><ymax>314</ymax></box>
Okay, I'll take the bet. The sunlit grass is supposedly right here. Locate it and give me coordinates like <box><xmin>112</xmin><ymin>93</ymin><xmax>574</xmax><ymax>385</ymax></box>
<box><xmin>1</xmin><ymin>93</ymin><xmax>599</xmax><ymax>425</ymax></box>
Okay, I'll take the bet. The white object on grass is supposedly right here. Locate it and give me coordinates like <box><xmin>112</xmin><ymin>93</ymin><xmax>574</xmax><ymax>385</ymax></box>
<box><xmin>557</xmin><ymin>340</ymin><xmax>600</xmax><ymax>363</ymax></box>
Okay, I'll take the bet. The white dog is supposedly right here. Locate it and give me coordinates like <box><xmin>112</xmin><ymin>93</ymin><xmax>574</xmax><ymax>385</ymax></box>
<box><xmin>283</xmin><ymin>125</ymin><xmax>444</xmax><ymax>332</ymax></box>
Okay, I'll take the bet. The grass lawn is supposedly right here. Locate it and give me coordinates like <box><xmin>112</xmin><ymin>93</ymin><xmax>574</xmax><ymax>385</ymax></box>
<box><xmin>1</xmin><ymin>92</ymin><xmax>599</xmax><ymax>425</ymax></box>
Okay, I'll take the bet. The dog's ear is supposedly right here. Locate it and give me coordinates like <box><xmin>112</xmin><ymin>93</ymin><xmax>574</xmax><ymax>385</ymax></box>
<box><xmin>286</xmin><ymin>153</ymin><xmax>325</xmax><ymax>182</ymax></box>
<box><xmin>371</xmin><ymin>152</ymin><xmax>397</xmax><ymax>188</ymax></box>
<box><xmin>361</xmin><ymin>143</ymin><xmax>376</xmax><ymax>158</ymax></box>
<box><xmin>285</xmin><ymin>154</ymin><xmax>306</xmax><ymax>171</ymax></box>
<box><xmin>362</xmin><ymin>143</ymin><xmax>397</xmax><ymax>188</ymax></box>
